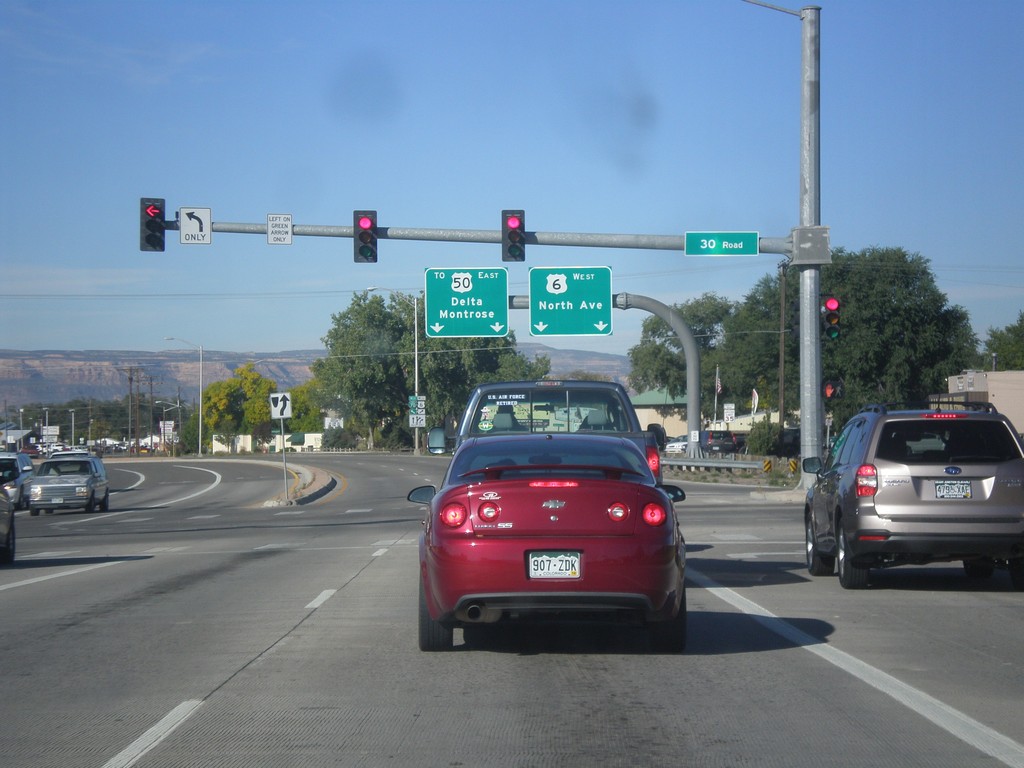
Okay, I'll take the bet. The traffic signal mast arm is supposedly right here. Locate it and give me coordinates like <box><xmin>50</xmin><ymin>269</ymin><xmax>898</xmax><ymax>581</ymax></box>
<box><xmin>158</xmin><ymin>216</ymin><xmax>824</xmax><ymax>258</ymax></box>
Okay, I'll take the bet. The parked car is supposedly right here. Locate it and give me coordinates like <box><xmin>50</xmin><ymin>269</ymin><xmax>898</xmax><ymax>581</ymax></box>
<box><xmin>28</xmin><ymin>456</ymin><xmax>110</xmax><ymax>515</ymax></box>
<box><xmin>409</xmin><ymin>433</ymin><xmax>688</xmax><ymax>652</ymax></box>
<box><xmin>427</xmin><ymin>380</ymin><xmax>667</xmax><ymax>479</ymax></box>
<box><xmin>664</xmin><ymin>436</ymin><xmax>689</xmax><ymax>454</ymax></box>
<box><xmin>0</xmin><ymin>472</ymin><xmax>13</xmax><ymax>565</ymax></box>
<box><xmin>698</xmin><ymin>429</ymin><xmax>739</xmax><ymax>454</ymax></box>
<box><xmin>0</xmin><ymin>451</ymin><xmax>35</xmax><ymax>510</ymax></box>
<box><xmin>802</xmin><ymin>402</ymin><xmax>1024</xmax><ymax>589</ymax></box>
<box><xmin>19</xmin><ymin>443</ymin><xmax>41</xmax><ymax>458</ymax></box>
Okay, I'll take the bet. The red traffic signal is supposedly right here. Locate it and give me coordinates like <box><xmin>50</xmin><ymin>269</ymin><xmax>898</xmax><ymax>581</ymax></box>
<box><xmin>354</xmin><ymin>210</ymin><xmax>377</xmax><ymax>262</ymax></box>
<box><xmin>822</xmin><ymin>295</ymin><xmax>840</xmax><ymax>340</ymax></box>
<box><xmin>823</xmin><ymin>379</ymin><xmax>844</xmax><ymax>399</ymax></box>
<box><xmin>502</xmin><ymin>209</ymin><xmax>526</xmax><ymax>261</ymax></box>
<box><xmin>140</xmin><ymin>197</ymin><xmax>166</xmax><ymax>252</ymax></box>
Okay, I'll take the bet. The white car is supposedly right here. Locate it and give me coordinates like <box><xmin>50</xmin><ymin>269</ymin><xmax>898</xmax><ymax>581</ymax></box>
<box><xmin>665</xmin><ymin>436</ymin><xmax>688</xmax><ymax>454</ymax></box>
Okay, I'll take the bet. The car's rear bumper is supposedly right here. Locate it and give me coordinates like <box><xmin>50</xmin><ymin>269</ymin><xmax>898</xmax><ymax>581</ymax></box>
<box><xmin>849</xmin><ymin>529</ymin><xmax>1024</xmax><ymax>565</ymax></box>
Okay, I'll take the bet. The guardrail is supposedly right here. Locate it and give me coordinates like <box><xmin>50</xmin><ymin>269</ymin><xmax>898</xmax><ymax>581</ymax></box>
<box><xmin>663</xmin><ymin>456</ymin><xmax>764</xmax><ymax>472</ymax></box>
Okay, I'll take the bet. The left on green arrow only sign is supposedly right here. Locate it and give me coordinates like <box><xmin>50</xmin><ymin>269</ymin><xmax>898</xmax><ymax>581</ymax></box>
<box><xmin>424</xmin><ymin>268</ymin><xmax>509</xmax><ymax>338</ymax></box>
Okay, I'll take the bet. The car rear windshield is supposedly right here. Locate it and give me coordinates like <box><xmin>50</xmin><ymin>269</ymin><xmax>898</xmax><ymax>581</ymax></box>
<box><xmin>874</xmin><ymin>419</ymin><xmax>1024</xmax><ymax>464</ymax></box>
<box><xmin>452</xmin><ymin>440</ymin><xmax>653</xmax><ymax>481</ymax></box>
<box><xmin>468</xmin><ymin>389</ymin><xmax>632</xmax><ymax>436</ymax></box>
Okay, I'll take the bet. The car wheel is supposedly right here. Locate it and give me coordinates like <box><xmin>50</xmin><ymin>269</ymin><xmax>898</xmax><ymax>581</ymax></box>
<box><xmin>805</xmin><ymin>511</ymin><xmax>835</xmax><ymax>576</ymax></box>
<box><xmin>29</xmin><ymin>507</ymin><xmax>40</xmax><ymax>517</ymax></box>
<box><xmin>649</xmin><ymin>589</ymin><xmax>687</xmax><ymax>653</ymax></box>
<box><xmin>1009</xmin><ymin>558</ymin><xmax>1024</xmax><ymax>592</ymax></box>
<box><xmin>0</xmin><ymin>516</ymin><xmax>14</xmax><ymax>565</ymax></box>
<box><xmin>84</xmin><ymin>494</ymin><xmax>95</xmax><ymax>514</ymax></box>
<box><xmin>418</xmin><ymin>579</ymin><xmax>452</xmax><ymax>652</ymax></box>
<box><xmin>963</xmin><ymin>558</ymin><xmax>995</xmax><ymax>579</ymax></box>
<box><xmin>99</xmin><ymin>491</ymin><xmax>110</xmax><ymax>512</ymax></box>
<box><xmin>836</xmin><ymin>520</ymin><xmax>868</xmax><ymax>590</ymax></box>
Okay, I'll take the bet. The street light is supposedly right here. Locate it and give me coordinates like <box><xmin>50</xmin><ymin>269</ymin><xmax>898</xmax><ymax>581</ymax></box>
<box><xmin>164</xmin><ymin>337</ymin><xmax>204</xmax><ymax>456</ymax></box>
<box><xmin>367</xmin><ymin>287</ymin><xmax>421</xmax><ymax>455</ymax></box>
<box><xmin>155</xmin><ymin>400</ymin><xmax>186</xmax><ymax>455</ymax></box>
<box><xmin>69</xmin><ymin>409</ymin><xmax>75</xmax><ymax>446</ymax></box>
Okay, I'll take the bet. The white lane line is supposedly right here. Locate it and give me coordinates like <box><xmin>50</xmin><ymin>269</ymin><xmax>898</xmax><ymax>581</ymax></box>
<box><xmin>19</xmin><ymin>550</ymin><xmax>81</xmax><ymax>559</ymax></box>
<box><xmin>688</xmin><ymin>568</ymin><xmax>1024</xmax><ymax>768</ymax></box>
<box><xmin>344</xmin><ymin>508</ymin><xmax>373</xmax><ymax>515</ymax></box>
<box><xmin>371</xmin><ymin>548</ymin><xmax>388</xmax><ymax>557</ymax></box>
<box><xmin>305</xmin><ymin>589</ymin><xmax>337</xmax><ymax>609</ymax></box>
<box><xmin>0</xmin><ymin>561</ymin><xmax>124</xmax><ymax>592</ymax></box>
<box><xmin>101</xmin><ymin>699</ymin><xmax>203</xmax><ymax>768</ymax></box>
<box><xmin>187</xmin><ymin>514</ymin><xmax>220</xmax><ymax>520</ymax></box>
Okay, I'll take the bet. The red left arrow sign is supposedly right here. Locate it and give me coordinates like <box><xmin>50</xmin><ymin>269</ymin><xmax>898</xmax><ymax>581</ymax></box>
<box><xmin>145</xmin><ymin>204</ymin><xmax>161</xmax><ymax>217</ymax></box>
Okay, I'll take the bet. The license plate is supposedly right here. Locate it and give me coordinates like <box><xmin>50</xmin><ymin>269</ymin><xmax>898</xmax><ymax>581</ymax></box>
<box><xmin>935</xmin><ymin>480</ymin><xmax>972</xmax><ymax>500</ymax></box>
<box><xmin>528</xmin><ymin>551</ymin><xmax>581</xmax><ymax>579</ymax></box>
<box><xmin>52</xmin><ymin>497</ymin><xmax>64</xmax><ymax>504</ymax></box>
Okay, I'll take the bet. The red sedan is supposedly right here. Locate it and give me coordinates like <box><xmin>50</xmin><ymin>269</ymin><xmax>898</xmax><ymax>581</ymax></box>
<box><xmin>408</xmin><ymin>433</ymin><xmax>688</xmax><ymax>652</ymax></box>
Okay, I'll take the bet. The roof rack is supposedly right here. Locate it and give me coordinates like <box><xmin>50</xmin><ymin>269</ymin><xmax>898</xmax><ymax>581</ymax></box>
<box><xmin>859</xmin><ymin>400</ymin><xmax>998</xmax><ymax>415</ymax></box>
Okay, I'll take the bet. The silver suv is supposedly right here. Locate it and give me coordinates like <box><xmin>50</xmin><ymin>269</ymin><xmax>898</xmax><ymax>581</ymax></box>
<box><xmin>28</xmin><ymin>456</ymin><xmax>110</xmax><ymax>515</ymax></box>
<box><xmin>802</xmin><ymin>402</ymin><xmax>1024</xmax><ymax>590</ymax></box>
<box><xmin>0</xmin><ymin>452</ymin><xmax>35</xmax><ymax>510</ymax></box>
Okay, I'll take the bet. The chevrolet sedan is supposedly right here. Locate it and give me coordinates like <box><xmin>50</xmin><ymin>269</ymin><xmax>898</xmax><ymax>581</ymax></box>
<box><xmin>408</xmin><ymin>433</ymin><xmax>687</xmax><ymax>652</ymax></box>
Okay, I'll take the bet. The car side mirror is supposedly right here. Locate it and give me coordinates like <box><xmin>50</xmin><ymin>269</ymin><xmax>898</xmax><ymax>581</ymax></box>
<box><xmin>426</xmin><ymin>427</ymin><xmax>448</xmax><ymax>455</ymax></box>
<box><xmin>407</xmin><ymin>485</ymin><xmax>436</xmax><ymax>504</ymax></box>
<box><xmin>659</xmin><ymin>483</ymin><xmax>685</xmax><ymax>503</ymax></box>
<box><xmin>802</xmin><ymin>457</ymin><xmax>823</xmax><ymax>474</ymax></box>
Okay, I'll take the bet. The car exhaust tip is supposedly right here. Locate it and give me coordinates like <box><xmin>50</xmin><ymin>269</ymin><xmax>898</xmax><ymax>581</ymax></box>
<box><xmin>466</xmin><ymin>604</ymin><xmax>483</xmax><ymax>621</ymax></box>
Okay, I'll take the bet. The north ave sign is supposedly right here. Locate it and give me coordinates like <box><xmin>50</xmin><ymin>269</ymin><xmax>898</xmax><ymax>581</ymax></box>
<box><xmin>528</xmin><ymin>266</ymin><xmax>612</xmax><ymax>337</ymax></box>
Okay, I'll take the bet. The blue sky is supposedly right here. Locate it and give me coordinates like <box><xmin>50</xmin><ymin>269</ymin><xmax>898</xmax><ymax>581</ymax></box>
<box><xmin>2</xmin><ymin>0</ymin><xmax>1022</xmax><ymax>358</ymax></box>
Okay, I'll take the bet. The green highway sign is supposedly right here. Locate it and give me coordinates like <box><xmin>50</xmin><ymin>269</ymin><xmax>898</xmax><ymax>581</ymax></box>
<box><xmin>685</xmin><ymin>231</ymin><xmax>759</xmax><ymax>256</ymax></box>
<box><xmin>528</xmin><ymin>266</ymin><xmax>612</xmax><ymax>337</ymax></box>
<box><xmin>424</xmin><ymin>268</ymin><xmax>509</xmax><ymax>338</ymax></box>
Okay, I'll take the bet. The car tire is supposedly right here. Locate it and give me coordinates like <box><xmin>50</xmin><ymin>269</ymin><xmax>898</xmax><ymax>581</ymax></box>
<box><xmin>418</xmin><ymin>579</ymin><xmax>452</xmax><ymax>652</ymax></box>
<box><xmin>0</xmin><ymin>516</ymin><xmax>14</xmax><ymax>565</ymax></box>
<box><xmin>1009</xmin><ymin>558</ymin><xmax>1024</xmax><ymax>592</ymax></box>
<box><xmin>99</xmin><ymin>491</ymin><xmax>110</xmax><ymax>512</ymax></box>
<box><xmin>649</xmin><ymin>589</ymin><xmax>687</xmax><ymax>653</ymax></box>
<box><xmin>836</xmin><ymin>520</ymin><xmax>868</xmax><ymax>590</ymax></box>
<box><xmin>84</xmin><ymin>494</ymin><xmax>95</xmax><ymax>514</ymax></box>
<box><xmin>963</xmin><ymin>559</ymin><xmax>995</xmax><ymax>579</ymax></box>
<box><xmin>29</xmin><ymin>507</ymin><xmax>39</xmax><ymax>517</ymax></box>
<box><xmin>805</xmin><ymin>511</ymin><xmax>835</xmax><ymax>576</ymax></box>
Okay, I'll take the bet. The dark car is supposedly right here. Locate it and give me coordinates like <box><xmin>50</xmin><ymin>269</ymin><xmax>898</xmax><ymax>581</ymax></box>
<box><xmin>0</xmin><ymin>472</ymin><xmax>13</xmax><ymax>565</ymax></box>
<box><xmin>427</xmin><ymin>380</ymin><xmax>667</xmax><ymax>479</ymax></box>
<box><xmin>409</xmin><ymin>433</ymin><xmax>688</xmax><ymax>652</ymax></box>
<box><xmin>698</xmin><ymin>429</ymin><xmax>739</xmax><ymax>454</ymax></box>
<box><xmin>802</xmin><ymin>402</ymin><xmax>1024</xmax><ymax>589</ymax></box>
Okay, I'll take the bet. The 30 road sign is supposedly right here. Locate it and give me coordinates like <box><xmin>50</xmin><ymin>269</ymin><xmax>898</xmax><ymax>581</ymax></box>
<box><xmin>424</xmin><ymin>268</ymin><xmax>508</xmax><ymax>338</ymax></box>
<box><xmin>685</xmin><ymin>231</ymin><xmax>758</xmax><ymax>256</ymax></box>
<box><xmin>528</xmin><ymin>266</ymin><xmax>612</xmax><ymax>336</ymax></box>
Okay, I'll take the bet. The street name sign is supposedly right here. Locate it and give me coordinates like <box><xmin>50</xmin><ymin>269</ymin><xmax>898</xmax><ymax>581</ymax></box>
<box><xmin>179</xmin><ymin>208</ymin><xmax>212</xmax><ymax>244</ymax></box>
<box><xmin>424</xmin><ymin>268</ymin><xmax>509</xmax><ymax>338</ymax></box>
<box><xmin>685</xmin><ymin>231</ymin><xmax>758</xmax><ymax>256</ymax></box>
<box><xmin>528</xmin><ymin>266</ymin><xmax>612</xmax><ymax>336</ymax></box>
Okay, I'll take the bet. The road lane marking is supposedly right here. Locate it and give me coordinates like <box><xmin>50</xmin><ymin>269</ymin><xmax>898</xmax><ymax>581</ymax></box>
<box><xmin>19</xmin><ymin>550</ymin><xmax>81</xmax><ymax>559</ymax></box>
<box><xmin>688</xmin><ymin>568</ymin><xmax>1024</xmax><ymax>768</ymax></box>
<box><xmin>371</xmin><ymin>548</ymin><xmax>388</xmax><ymax>557</ymax></box>
<box><xmin>0</xmin><ymin>561</ymin><xmax>124</xmax><ymax>592</ymax></box>
<box><xmin>305</xmin><ymin>589</ymin><xmax>337</xmax><ymax>609</ymax></box>
<box><xmin>102</xmin><ymin>699</ymin><xmax>203</xmax><ymax>768</ymax></box>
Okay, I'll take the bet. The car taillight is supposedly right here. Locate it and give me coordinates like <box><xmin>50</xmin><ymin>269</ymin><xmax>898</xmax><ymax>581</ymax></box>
<box><xmin>642</xmin><ymin>503</ymin><xmax>667</xmax><ymax>526</ymax></box>
<box><xmin>855</xmin><ymin>464</ymin><xmax>878</xmax><ymax>497</ymax></box>
<box><xmin>528</xmin><ymin>480</ymin><xmax>579</xmax><ymax>488</ymax></box>
<box><xmin>440</xmin><ymin>503</ymin><xmax>468</xmax><ymax>527</ymax></box>
<box><xmin>478</xmin><ymin>501</ymin><xmax>500</xmax><ymax>521</ymax></box>
<box><xmin>608</xmin><ymin>502</ymin><xmax>629</xmax><ymax>522</ymax></box>
<box><xmin>647</xmin><ymin>446</ymin><xmax>661</xmax><ymax>475</ymax></box>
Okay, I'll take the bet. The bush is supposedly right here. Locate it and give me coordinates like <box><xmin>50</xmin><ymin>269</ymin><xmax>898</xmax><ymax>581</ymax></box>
<box><xmin>321</xmin><ymin>427</ymin><xmax>358</xmax><ymax>451</ymax></box>
<box><xmin>747</xmin><ymin>418</ymin><xmax>780</xmax><ymax>456</ymax></box>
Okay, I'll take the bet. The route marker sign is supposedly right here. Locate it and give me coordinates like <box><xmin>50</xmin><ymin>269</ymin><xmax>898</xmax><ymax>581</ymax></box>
<box><xmin>685</xmin><ymin>231</ymin><xmax>758</xmax><ymax>256</ymax></box>
<box><xmin>528</xmin><ymin>266</ymin><xmax>612</xmax><ymax>337</ymax></box>
<box><xmin>424</xmin><ymin>268</ymin><xmax>509</xmax><ymax>338</ymax></box>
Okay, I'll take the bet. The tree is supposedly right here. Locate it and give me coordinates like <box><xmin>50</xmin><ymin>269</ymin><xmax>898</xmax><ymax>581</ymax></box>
<box><xmin>311</xmin><ymin>292</ymin><xmax>548</xmax><ymax>450</ymax></box>
<box><xmin>820</xmin><ymin>247</ymin><xmax>981</xmax><ymax>423</ymax></box>
<box><xmin>202</xmin><ymin>364</ymin><xmax>278</xmax><ymax>452</ymax></box>
<box><xmin>985</xmin><ymin>310</ymin><xmax>1024</xmax><ymax>370</ymax></box>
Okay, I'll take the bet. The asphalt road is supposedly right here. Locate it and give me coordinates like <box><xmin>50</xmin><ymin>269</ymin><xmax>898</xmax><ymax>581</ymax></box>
<box><xmin>2</xmin><ymin>454</ymin><xmax>1022</xmax><ymax>768</ymax></box>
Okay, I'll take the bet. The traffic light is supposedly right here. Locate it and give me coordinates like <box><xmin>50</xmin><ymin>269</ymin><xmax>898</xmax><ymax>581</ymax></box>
<box><xmin>822</xmin><ymin>295</ymin><xmax>840</xmax><ymax>340</ymax></box>
<box><xmin>354</xmin><ymin>210</ymin><xmax>377</xmax><ymax>262</ymax></box>
<box><xmin>140</xmin><ymin>197</ymin><xmax>166</xmax><ymax>252</ymax></box>
<box><xmin>823</xmin><ymin>379</ymin><xmax>844</xmax><ymax>400</ymax></box>
<box><xmin>501</xmin><ymin>209</ymin><xmax>526</xmax><ymax>261</ymax></box>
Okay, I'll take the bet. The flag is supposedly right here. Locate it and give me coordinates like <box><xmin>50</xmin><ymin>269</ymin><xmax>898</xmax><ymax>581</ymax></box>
<box><xmin>715</xmin><ymin>376</ymin><xmax>722</xmax><ymax>394</ymax></box>
<box><xmin>751</xmin><ymin>388</ymin><xmax>759</xmax><ymax>414</ymax></box>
